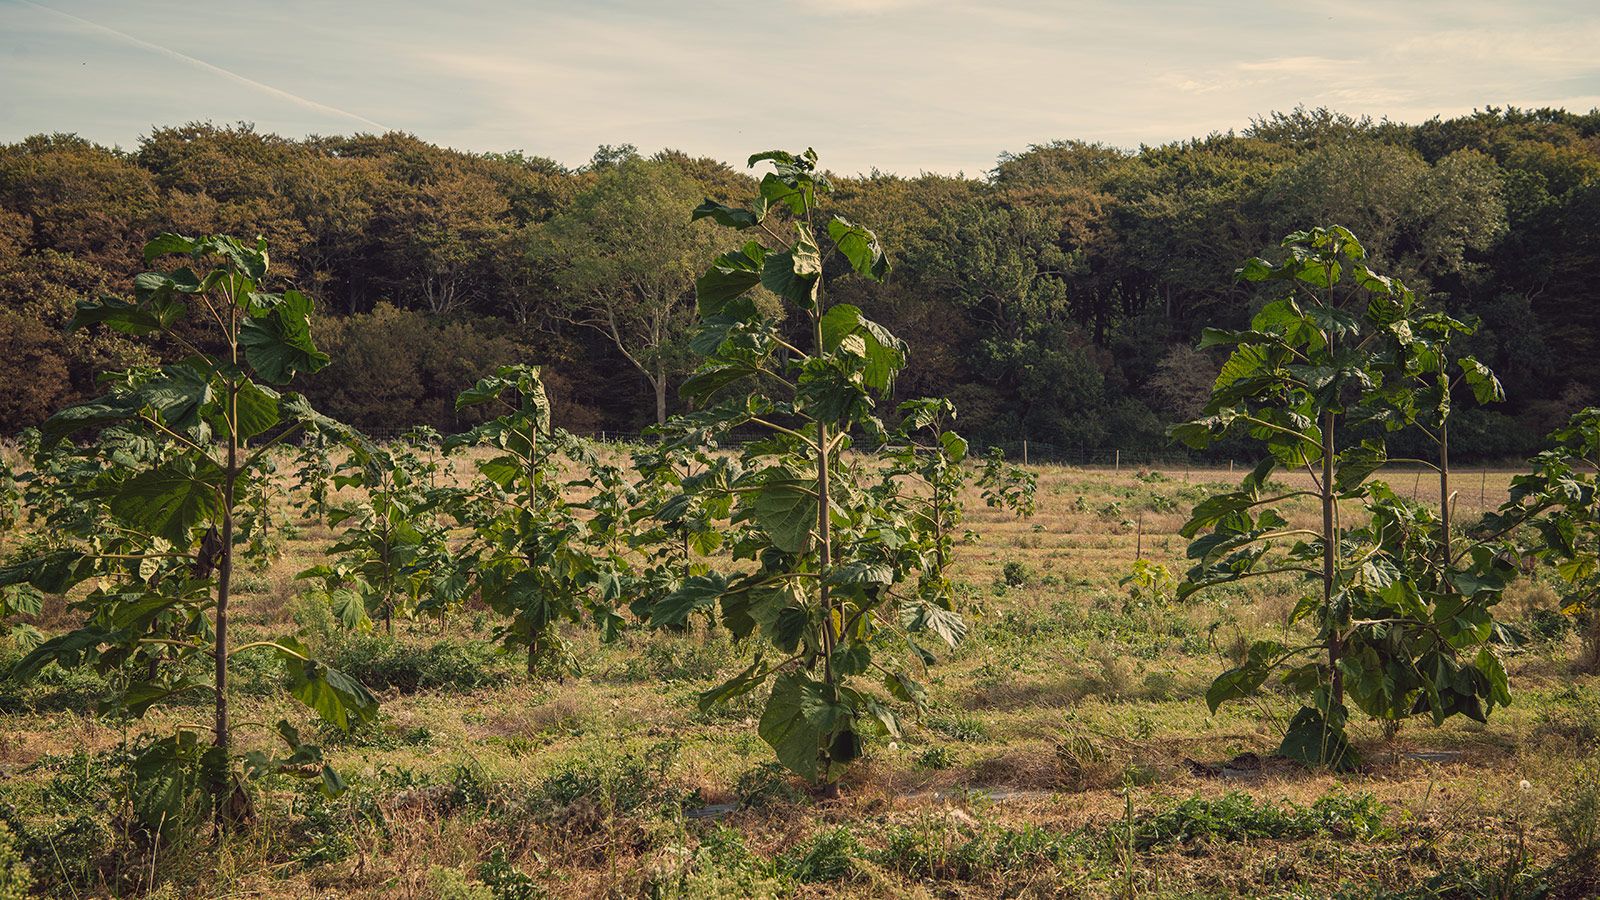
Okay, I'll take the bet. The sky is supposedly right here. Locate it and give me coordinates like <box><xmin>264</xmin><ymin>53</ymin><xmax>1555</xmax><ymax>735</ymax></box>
<box><xmin>2</xmin><ymin>0</ymin><xmax>1598</xmax><ymax>175</ymax></box>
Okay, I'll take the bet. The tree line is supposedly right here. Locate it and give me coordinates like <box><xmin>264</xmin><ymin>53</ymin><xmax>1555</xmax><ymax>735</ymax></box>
<box><xmin>3</xmin><ymin>106</ymin><xmax>1599</xmax><ymax>457</ymax></box>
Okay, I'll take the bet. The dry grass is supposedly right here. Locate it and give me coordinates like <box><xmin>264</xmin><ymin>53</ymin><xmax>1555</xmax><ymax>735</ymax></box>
<box><xmin>5</xmin><ymin>455</ymin><xmax>1597</xmax><ymax>897</ymax></box>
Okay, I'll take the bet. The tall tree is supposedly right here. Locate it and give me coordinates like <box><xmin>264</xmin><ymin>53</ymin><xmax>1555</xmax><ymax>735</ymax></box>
<box><xmin>536</xmin><ymin>156</ymin><xmax>733</xmax><ymax>424</ymax></box>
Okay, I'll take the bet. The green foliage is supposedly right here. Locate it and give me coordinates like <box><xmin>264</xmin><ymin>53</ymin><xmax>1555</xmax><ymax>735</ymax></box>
<box><xmin>477</xmin><ymin>849</ymin><xmax>546</xmax><ymax>900</ymax></box>
<box><xmin>926</xmin><ymin>710</ymin><xmax>988</xmax><ymax>742</ymax></box>
<box><xmin>875</xmin><ymin>817</ymin><xmax>1085</xmax><ymax>883</ymax></box>
<box><xmin>536</xmin><ymin>155</ymin><xmax>736</xmax><ymax>424</ymax></box>
<box><xmin>782</xmin><ymin>825</ymin><xmax>863</xmax><ymax>883</ymax></box>
<box><xmin>0</xmin><ymin>451</ymin><xmax>20</xmax><ymax>538</ymax></box>
<box><xmin>445</xmin><ymin>365</ymin><xmax>625</xmax><ymax>676</ymax></box>
<box><xmin>1133</xmin><ymin>790</ymin><xmax>1392</xmax><ymax>849</ymax></box>
<box><xmin>307</xmin><ymin>303</ymin><xmax>533</xmax><ymax>434</ymax></box>
<box><xmin>0</xmin><ymin>822</ymin><xmax>31</xmax><ymax>900</ymax></box>
<box><xmin>625</xmin><ymin>438</ymin><xmax>741</xmax><ymax>625</ymax></box>
<box><xmin>302</xmin><ymin>440</ymin><xmax>462</xmax><ymax>632</ymax></box>
<box><xmin>323</xmin><ymin>633</ymin><xmax>504</xmax><ymax>693</ymax></box>
<box><xmin>0</xmin><ymin>251</ymin><xmax>155</xmax><ymax>434</ymax></box>
<box><xmin>654</xmin><ymin>148</ymin><xmax>974</xmax><ymax>788</ymax></box>
<box><xmin>674</xmin><ymin>827</ymin><xmax>785</xmax><ymax>899</ymax></box>
<box><xmin>978</xmin><ymin>447</ymin><xmax>1037</xmax><ymax>516</ymax></box>
<box><xmin>1120</xmin><ymin>558</ymin><xmax>1176</xmax><ymax>609</ymax></box>
<box><xmin>1483</xmin><ymin>408</ymin><xmax>1600</xmax><ymax>660</ymax></box>
<box><xmin>0</xmin><ymin>233</ymin><xmax>375</xmax><ymax>834</ymax></box>
<box><xmin>1176</xmin><ymin>226</ymin><xmax>1515</xmax><ymax>766</ymax></box>
<box><xmin>5</xmin><ymin>113</ymin><xmax>1600</xmax><ymax>454</ymax></box>
<box><xmin>290</xmin><ymin>429</ymin><xmax>335</xmax><ymax>523</ymax></box>
<box><xmin>1001</xmin><ymin>561</ymin><xmax>1033</xmax><ymax>588</ymax></box>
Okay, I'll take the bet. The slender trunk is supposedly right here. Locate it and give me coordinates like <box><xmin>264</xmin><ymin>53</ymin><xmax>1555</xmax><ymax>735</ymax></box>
<box><xmin>654</xmin><ymin>369</ymin><xmax>668</xmax><ymax>427</ymax></box>
<box><xmin>381</xmin><ymin>508</ymin><xmax>395</xmax><ymax>635</ymax></box>
<box><xmin>813</xmin><ymin>306</ymin><xmax>839</xmax><ymax>798</ymax></box>
<box><xmin>1323</xmin><ymin>409</ymin><xmax>1341</xmax><ymax>709</ymax></box>
<box><xmin>1439</xmin><ymin>418</ymin><xmax>1451</xmax><ymax>564</ymax></box>
<box><xmin>1589</xmin><ymin>531</ymin><xmax>1600</xmax><ymax>671</ymax></box>
<box><xmin>214</xmin><ymin>380</ymin><xmax>237</xmax><ymax>829</ymax></box>
<box><xmin>525</xmin><ymin>410</ymin><xmax>542</xmax><ymax>677</ymax></box>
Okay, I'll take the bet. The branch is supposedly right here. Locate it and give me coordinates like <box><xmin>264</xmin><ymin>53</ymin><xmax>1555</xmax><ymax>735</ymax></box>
<box><xmin>137</xmin><ymin>413</ymin><xmax>209</xmax><ymax>459</ymax></box>
<box><xmin>749</xmin><ymin>417</ymin><xmax>817</xmax><ymax>448</ymax></box>
<box><xmin>240</xmin><ymin>419</ymin><xmax>310</xmax><ymax>473</ymax></box>
<box><xmin>228</xmin><ymin>640</ymin><xmax>310</xmax><ymax>661</ymax></box>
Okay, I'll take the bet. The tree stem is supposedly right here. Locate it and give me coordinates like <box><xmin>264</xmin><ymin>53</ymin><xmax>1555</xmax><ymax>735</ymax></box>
<box><xmin>1324</xmin><ymin>410</ymin><xmax>1341</xmax><ymax>710</ymax></box>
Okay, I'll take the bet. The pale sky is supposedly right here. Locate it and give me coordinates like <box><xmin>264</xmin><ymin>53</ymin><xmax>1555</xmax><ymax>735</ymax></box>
<box><xmin>2</xmin><ymin>0</ymin><xmax>1598</xmax><ymax>175</ymax></box>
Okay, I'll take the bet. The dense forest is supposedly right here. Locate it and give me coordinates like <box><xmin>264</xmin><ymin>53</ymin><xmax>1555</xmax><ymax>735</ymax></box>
<box><xmin>2</xmin><ymin>106</ymin><xmax>1597</xmax><ymax>458</ymax></box>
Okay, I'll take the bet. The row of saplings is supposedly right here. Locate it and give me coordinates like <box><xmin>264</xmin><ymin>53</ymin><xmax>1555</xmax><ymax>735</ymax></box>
<box><xmin>0</xmin><ymin>150</ymin><xmax>1034</xmax><ymax>849</ymax></box>
<box><xmin>0</xmin><ymin>151</ymin><xmax>1595</xmax><ymax>858</ymax></box>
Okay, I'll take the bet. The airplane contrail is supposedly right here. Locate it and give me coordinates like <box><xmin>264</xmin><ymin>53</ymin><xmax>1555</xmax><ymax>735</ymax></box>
<box><xmin>15</xmin><ymin>0</ymin><xmax>392</xmax><ymax>132</ymax></box>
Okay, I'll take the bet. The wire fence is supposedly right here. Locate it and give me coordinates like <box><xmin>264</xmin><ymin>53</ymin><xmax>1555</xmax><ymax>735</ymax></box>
<box><xmin>344</xmin><ymin>427</ymin><xmax>1521</xmax><ymax>475</ymax></box>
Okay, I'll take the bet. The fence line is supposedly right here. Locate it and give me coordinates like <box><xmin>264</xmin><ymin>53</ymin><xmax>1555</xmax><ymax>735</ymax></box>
<box><xmin>338</xmin><ymin>427</ymin><xmax>1525</xmax><ymax>473</ymax></box>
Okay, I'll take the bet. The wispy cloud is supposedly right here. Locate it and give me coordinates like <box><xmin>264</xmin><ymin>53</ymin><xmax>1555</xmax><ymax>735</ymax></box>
<box><xmin>1</xmin><ymin>0</ymin><xmax>1597</xmax><ymax>173</ymax></box>
<box><xmin>14</xmin><ymin>0</ymin><xmax>390</xmax><ymax>132</ymax></box>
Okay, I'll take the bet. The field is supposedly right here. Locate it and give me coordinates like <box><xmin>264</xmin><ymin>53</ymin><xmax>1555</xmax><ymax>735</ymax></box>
<box><xmin>1</xmin><ymin>451</ymin><xmax>1596</xmax><ymax>899</ymax></box>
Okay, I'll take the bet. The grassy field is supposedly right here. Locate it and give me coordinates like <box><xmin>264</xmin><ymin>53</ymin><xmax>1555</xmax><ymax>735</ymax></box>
<box><xmin>2</xmin><ymin>453</ymin><xmax>1597</xmax><ymax>898</ymax></box>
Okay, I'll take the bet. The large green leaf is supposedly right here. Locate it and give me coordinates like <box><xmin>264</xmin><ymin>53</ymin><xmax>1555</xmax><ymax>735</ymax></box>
<box><xmin>1458</xmin><ymin>356</ymin><xmax>1504</xmax><ymax>405</ymax></box>
<box><xmin>127</xmin><ymin>730</ymin><xmax>218</xmax><ymax>840</ymax></box>
<box><xmin>698</xmin><ymin>656</ymin><xmax>769</xmax><ymax>710</ymax></box>
<box><xmin>110</xmin><ymin>460</ymin><xmax>224</xmax><ymax>544</ymax></box>
<box><xmin>1277</xmin><ymin>705</ymin><xmax>1359</xmax><ymax>771</ymax></box>
<box><xmin>39</xmin><ymin>395</ymin><xmax>139</xmax><ymax>447</ymax></box>
<box><xmin>827</xmin><ymin>216</ymin><xmax>889</xmax><ymax>281</ymax></box>
<box><xmin>194</xmin><ymin>234</ymin><xmax>269</xmax><ymax>281</ymax></box>
<box><xmin>278</xmin><ymin>637</ymin><xmax>378</xmax><ymax>731</ymax></box>
<box><xmin>233</xmin><ymin>379</ymin><xmax>282</xmax><ymax>441</ymax></box>
<box><xmin>141</xmin><ymin>364</ymin><xmax>215</xmax><ymax>433</ymax></box>
<box><xmin>695</xmin><ymin>242</ymin><xmax>767</xmax><ymax>314</ymax></box>
<box><xmin>11</xmin><ymin>627</ymin><xmax>116</xmax><ymax>680</ymax></box>
<box><xmin>752</xmin><ymin>476</ymin><xmax>817</xmax><ymax>553</ymax></box>
<box><xmin>760</xmin><ymin>227</ymin><xmax>821</xmax><ymax>309</ymax></box>
<box><xmin>650</xmin><ymin>573</ymin><xmax>729</xmax><ymax>627</ymax></box>
<box><xmin>118</xmin><ymin>677</ymin><xmax>208</xmax><ymax>718</ymax></box>
<box><xmin>329</xmin><ymin>588</ymin><xmax>372</xmax><ymax>631</ymax></box>
<box><xmin>900</xmin><ymin>599</ymin><xmax>966</xmax><ymax>648</ymax></box>
<box><xmin>0</xmin><ymin>549</ymin><xmax>90</xmax><ymax>593</ymax></box>
<box><xmin>240</xmin><ymin>290</ymin><xmax>329</xmax><ymax>383</ymax></box>
<box><xmin>820</xmin><ymin>303</ymin><xmax>865</xmax><ymax>352</ymax></box>
<box><xmin>691</xmin><ymin>199</ymin><xmax>759</xmax><ymax>230</ymax></box>
<box><xmin>69</xmin><ymin>294</ymin><xmax>187</xmax><ymax>336</ymax></box>
<box><xmin>818</xmin><ymin>304</ymin><xmax>905</xmax><ymax>390</ymax></box>
<box><xmin>143</xmin><ymin>232</ymin><xmax>198</xmax><ymax>261</ymax></box>
<box><xmin>824</xmin><ymin>561</ymin><xmax>893</xmax><ymax>588</ymax></box>
<box><xmin>1203</xmin><ymin>639</ymin><xmax>1285</xmax><ymax>712</ymax></box>
<box><xmin>758</xmin><ymin>672</ymin><xmax>837</xmax><ymax>781</ymax></box>
<box><xmin>757</xmin><ymin>172</ymin><xmax>811</xmax><ymax>217</ymax></box>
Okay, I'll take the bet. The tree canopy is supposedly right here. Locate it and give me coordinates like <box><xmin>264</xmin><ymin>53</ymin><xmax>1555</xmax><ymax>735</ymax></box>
<box><xmin>4</xmin><ymin>108</ymin><xmax>1599</xmax><ymax>455</ymax></box>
